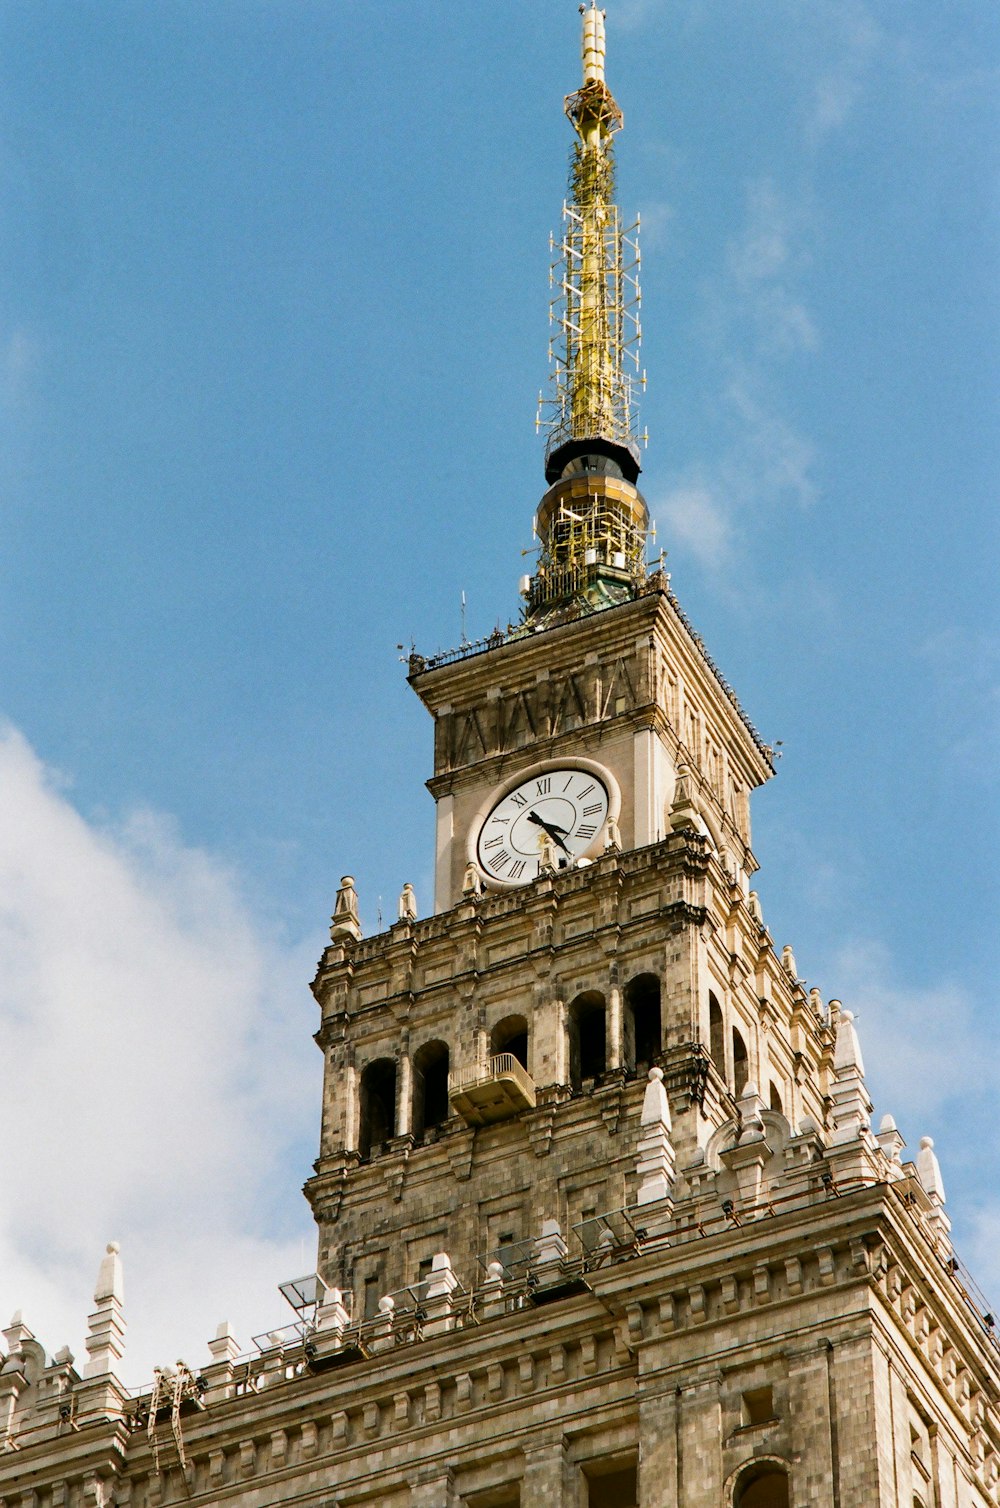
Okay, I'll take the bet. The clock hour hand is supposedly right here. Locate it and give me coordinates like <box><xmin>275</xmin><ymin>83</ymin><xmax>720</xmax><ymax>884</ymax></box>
<box><xmin>526</xmin><ymin>810</ymin><xmax>572</xmax><ymax>856</ymax></box>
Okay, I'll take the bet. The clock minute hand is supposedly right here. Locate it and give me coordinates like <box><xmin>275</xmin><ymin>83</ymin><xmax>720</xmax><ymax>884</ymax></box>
<box><xmin>526</xmin><ymin>810</ymin><xmax>572</xmax><ymax>856</ymax></box>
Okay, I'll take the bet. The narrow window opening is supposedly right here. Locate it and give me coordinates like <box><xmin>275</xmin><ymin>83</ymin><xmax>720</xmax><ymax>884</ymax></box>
<box><xmin>579</xmin><ymin>1205</ymin><xmax>600</xmax><ymax>1253</ymax></box>
<box><xmin>732</xmin><ymin>1026</ymin><xmax>749</xmax><ymax>1097</ymax></box>
<box><xmin>412</xmin><ymin>1040</ymin><xmax>450</xmax><ymax>1140</ymax></box>
<box><xmin>624</xmin><ymin>974</ymin><xmax>661</xmax><ymax>1075</ymax></box>
<box><xmin>769</xmin><ymin>1081</ymin><xmax>783</xmax><ymax>1114</ymax></box>
<box><xmin>363</xmin><ymin>1274</ymin><xmax>381</xmax><ymax>1321</ymax></box>
<box><xmin>709</xmin><ymin>992</ymin><xmax>725</xmax><ymax>1077</ymax></box>
<box><xmin>497</xmin><ymin>1232</ymin><xmax>520</xmax><ymax>1275</ymax></box>
<box><xmin>417</xmin><ymin>1256</ymin><xmax>434</xmax><ymax>1290</ymax></box>
<box><xmin>568</xmin><ymin>992</ymin><xmax>606</xmax><ymax>1088</ymax></box>
<box><xmin>358</xmin><ymin>1057</ymin><xmax>397</xmax><ymax>1159</ymax></box>
<box><xmin>741</xmin><ymin>1386</ymin><xmax>775</xmax><ymax>1427</ymax></box>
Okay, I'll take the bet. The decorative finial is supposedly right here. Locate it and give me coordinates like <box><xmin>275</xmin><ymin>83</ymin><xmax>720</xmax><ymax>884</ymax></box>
<box><xmin>398</xmin><ymin>882</ymin><xmax>418</xmax><ymax>922</ymax></box>
<box><xmin>95</xmin><ymin>1241</ymin><xmax>124</xmax><ymax>1304</ymax></box>
<box><xmin>83</xmin><ymin>1241</ymin><xmax>126</xmax><ymax>1379</ymax></box>
<box><xmin>917</xmin><ymin>1136</ymin><xmax>947</xmax><ymax>1204</ymax></box>
<box><xmin>581</xmin><ymin>3</ymin><xmax>607</xmax><ymax>85</ymax></box>
<box><xmin>669</xmin><ymin>762</ymin><xmax>699</xmax><ymax>831</ymax></box>
<box><xmin>330</xmin><ymin>875</ymin><xmax>362</xmax><ymax>942</ymax></box>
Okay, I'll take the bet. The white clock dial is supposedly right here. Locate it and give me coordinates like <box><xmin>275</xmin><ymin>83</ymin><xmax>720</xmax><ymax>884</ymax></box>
<box><xmin>476</xmin><ymin>767</ymin><xmax>610</xmax><ymax>886</ymax></box>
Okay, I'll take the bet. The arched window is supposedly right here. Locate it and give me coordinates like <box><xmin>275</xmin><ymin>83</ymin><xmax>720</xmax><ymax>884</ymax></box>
<box><xmin>732</xmin><ymin>1027</ymin><xmax>749</xmax><ymax>1097</ymax></box>
<box><xmin>769</xmin><ymin>1081</ymin><xmax>783</xmax><ymax>1114</ymax></box>
<box><xmin>624</xmin><ymin>974</ymin><xmax>661</xmax><ymax>1075</ymax></box>
<box><xmin>412</xmin><ymin>1040</ymin><xmax>450</xmax><ymax>1140</ymax></box>
<box><xmin>359</xmin><ymin>1058</ymin><xmax>397</xmax><ymax>1159</ymax></box>
<box><xmin>733</xmin><ymin>1463</ymin><xmax>790</xmax><ymax>1508</ymax></box>
<box><xmin>491</xmin><ymin>1013</ymin><xmax>529</xmax><ymax>1069</ymax></box>
<box><xmin>568</xmin><ymin>991</ymin><xmax>606</xmax><ymax>1089</ymax></box>
<box><xmin>709</xmin><ymin>993</ymin><xmax>725</xmax><ymax>1077</ymax></box>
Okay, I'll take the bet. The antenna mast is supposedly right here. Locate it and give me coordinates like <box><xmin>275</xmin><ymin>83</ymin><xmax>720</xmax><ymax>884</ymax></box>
<box><xmin>528</xmin><ymin>5</ymin><xmax>649</xmax><ymax>621</ymax></box>
<box><xmin>539</xmin><ymin>4</ymin><xmax>643</xmax><ymax>485</ymax></box>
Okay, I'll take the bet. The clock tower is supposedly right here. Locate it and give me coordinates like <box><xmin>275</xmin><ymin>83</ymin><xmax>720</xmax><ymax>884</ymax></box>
<box><xmin>412</xmin><ymin>3</ymin><xmax>771</xmax><ymax>915</ymax></box>
<box><xmin>2</xmin><ymin>9</ymin><xmax>997</xmax><ymax>1508</ymax></box>
<box><xmin>299</xmin><ymin>12</ymin><xmax>999</xmax><ymax>1504</ymax></box>
<box><xmin>304</xmin><ymin>9</ymin><xmax>792</xmax><ymax>1297</ymax></box>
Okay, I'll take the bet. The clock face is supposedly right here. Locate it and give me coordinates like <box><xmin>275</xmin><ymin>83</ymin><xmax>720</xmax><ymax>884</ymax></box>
<box><xmin>476</xmin><ymin>767</ymin><xmax>611</xmax><ymax>886</ymax></box>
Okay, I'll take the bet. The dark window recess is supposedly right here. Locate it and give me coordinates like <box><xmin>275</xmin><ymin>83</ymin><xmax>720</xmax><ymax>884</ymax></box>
<box><xmin>769</xmin><ymin>1082</ymin><xmax>783</xmax><ymax>1114</ymax></box>
<box><xmin>579</xmin><ymin>1206</ymin><xmax>601</xmax><ymax>1253</ymax></box>
<box><xmin>741</xmin><ymin>1386</ymin><xmax>775</xmax><ymax>1426</ymax></box>
<box><xmin>732</xmin><ymin>1026</ymin><xmax>749</xmax><ymax>1097</ymax></box>
<box><xmin>359</xmin><ymin>1058</ymin><xmax>397</xmax><ymax>1159</ymax></box>
<box><xmin>363</xmin><ymin>1275</ymin><xmax>381</xmax><ymax>1321</ymax></box>
<box><xmin>733</xmin><ymin>1464</ymin><xmax>790</xmax><ymax>1508</ymax></box>
<box><xmin>412</xmin><ymin>1040</ymin><xmax>450</xmax><ymax>1138</ymax></box>
<box><xmin>709</xmin><ymin>992</ymin><xmax>725</xmax><ymax>1076</ymax></box>
<box><xmin>586</xmin><ymin>1462</ymin><xmax>638</xmax><ymax>1507</ymax></box>
<box><xmin>624</xmin><ymin>974</ymin><xmax>661</xmax><ymax>1073</ymax></box>
<box><xmin>569</xmin><ymin>992</ymin><xmax>607</xmax><ymax>1088</ymax></box>
<box><xmin>491</xmin><ymin>1014</ymin><xmax>529</xmax><ymax>1068</ymax></box>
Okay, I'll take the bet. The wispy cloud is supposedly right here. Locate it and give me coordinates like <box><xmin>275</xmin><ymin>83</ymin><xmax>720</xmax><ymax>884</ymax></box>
<box><xmin>0</xmin><ymin>327</ymin><xmax>40</xmax><ymax>408</ymax></box>
<box><xmin>0</xmin><ymin>725</ymin><xmax>320</xmax><ymax>1385</ymax></box>
<box><xmin>654</xmin><ymin>177</ymin><xmax>818</xmax><ymax>579</ymax></box>
<box><xmin>920</xmin><ymin>627</ymin><xmax>1000</xmax><ymax>780</ymax></box>
<box><xmin>806</xmin><ymin>2</ymin><xmax>881</xmax><ymax>142</ymax></box>
<box><xmin>615</xmin><ymin>0</ymin><xmax>671</xmax><ymax>32</ymax></box>
<box><xmin>824</xmin><ymin>935</ymin><xmax>999</xmax><ymax>1301</ymax></box>
<box><xmin>831</xmin><ymin>940</ymin><xmax>993</xmax><ymax>1118</ymax></box>
<box><xmin>658</xmin><ymin>478</ymin><xmax>733</xmax><ymax>572</ymax></box>
<box><xmin>637</xmin><ymin>198</ymin><xmax>673</xmax><ymax>254</ymax></box>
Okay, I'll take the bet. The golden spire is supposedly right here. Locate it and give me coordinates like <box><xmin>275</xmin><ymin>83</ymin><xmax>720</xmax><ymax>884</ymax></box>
<box><xmin>539</xmin><ymin>3</ymin><xmax>643</xmax><ymax>486</ymax></box>
<box><xmin>528</xmin><ymin>5</ymin><xmax>648</xmax><ymax>620</ymax></box>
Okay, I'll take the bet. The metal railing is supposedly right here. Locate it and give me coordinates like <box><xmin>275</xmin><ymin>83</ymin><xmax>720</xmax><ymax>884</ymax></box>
<box><xmin>449</xmin><ymin>1053</ymin><xmax>535</xmax><ymax>1100</ymax></box>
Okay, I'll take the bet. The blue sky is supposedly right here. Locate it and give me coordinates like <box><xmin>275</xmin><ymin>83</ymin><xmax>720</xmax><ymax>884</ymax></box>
<box><xmin>1</xmin><ymin>1</ymin><xmax>997</xmax><ymax>1382</ymax></box>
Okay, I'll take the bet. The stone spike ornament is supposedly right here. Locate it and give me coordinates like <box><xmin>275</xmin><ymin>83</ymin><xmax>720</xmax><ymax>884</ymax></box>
<box><xmin>635</xmin><ymin>1066</ymin><xmax>676</xmax><ymax>1211</ymax></box>
<box><xmin>83</xmin><ymin>1242</ymin><xmax>126</xmax><ymax>1379</ymax></box>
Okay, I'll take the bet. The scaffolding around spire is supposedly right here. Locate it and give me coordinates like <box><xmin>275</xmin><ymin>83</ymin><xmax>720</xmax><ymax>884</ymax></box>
<box><xmin>538</xmin><ymin>3</ymin><xmax>645</xmax><ymax>489</ymax></box>
<box><xmin>530</xmin><ymin>5</ymin><xmax>649</xmax><ymax>620</ymax></box>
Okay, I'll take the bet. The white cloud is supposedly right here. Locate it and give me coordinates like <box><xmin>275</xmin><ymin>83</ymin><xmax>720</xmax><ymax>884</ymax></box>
<box><xmin>723</xmin><ymin>179</ymin><xmax>819</xmax><ymax>361</ymax></box>
<box><xmin>920</xmin><ymin>627</ymin><xmax>1000</xmax><ymax>779</ymax></box>
<box><xmin>806</xmin><ymin>2</ymin><xmax>880</xmax><ymax>142</ymax></box>
<box><xmin>637</xmin><ymin>199</ymin><xmax>673</xmax><ymax>255</ymax></box>
<box><xmin>656</xmin><ymin>478</ymin><xmax>733</xmax><ymax>573</ymax></box>
<box><xmin>0</xmin><ymin>327</ymin><xmax>39</xmax><ymax>408</ymax></box>
<box><xmin>0</xmin><ymin>725</ymin><xmax>320</xmax><ymax>1385</ymax></box>
<box><xmin>822</xmin><ymin>935</ymin><xmax>999</xmax><ymax>1302</ymax></box>
<box><xmin>830</xmin><ymin>941</ymin><xmax>991</xmax><ymax>1119</ymax></box>
<box><xmin>654</xmin><ymin>177</ymin><xmax>819</xmax><ymax>584</ymax></box>
<box><xmin>964</xmin><ymin>1204</ymin><xmax>1000</xmax><ymax>1320</ymax></box>
<box><xmin>615</xmin><ymin>0</ymin><xmax>670</xmax><ymax>31</ymax></box>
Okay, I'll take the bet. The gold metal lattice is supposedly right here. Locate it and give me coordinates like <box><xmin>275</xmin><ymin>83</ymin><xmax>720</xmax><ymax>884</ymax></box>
<box><xmin>537</xmin><ymin>9</ymin><xmax>643</xmax><ymax>470</ymax></box>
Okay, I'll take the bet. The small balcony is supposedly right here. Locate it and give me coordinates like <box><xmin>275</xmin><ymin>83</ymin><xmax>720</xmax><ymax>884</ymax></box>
<box><xmin>448</xmin><ymin>1053</ymin><xmax>537</xmax><ymax>1127</ymax></box>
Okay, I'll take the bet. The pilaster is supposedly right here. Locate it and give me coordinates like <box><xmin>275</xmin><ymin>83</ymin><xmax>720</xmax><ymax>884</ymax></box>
<box><xmin>521</xmin><ymin>1432</ymin><xmax>568</xmax><ymax>1506</ymax></box>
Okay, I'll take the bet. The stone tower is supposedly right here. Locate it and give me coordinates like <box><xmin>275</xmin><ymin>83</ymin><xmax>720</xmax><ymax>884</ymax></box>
<box><xmin>1</xmin><ymin>9</ymin><xmax>997</xmax><ymax>1507</ymax></box>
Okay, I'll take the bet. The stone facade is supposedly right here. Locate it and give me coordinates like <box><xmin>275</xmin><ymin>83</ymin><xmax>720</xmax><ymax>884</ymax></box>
<box><xmin>4</xmin><ymin>558</ymin><xmax>998</xmax><ymax>1507</ymax></box>
<box><xmin>3</xmin><ymin>11</ymin><xmax>997</xmax><ymax>1508</ymax></box>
